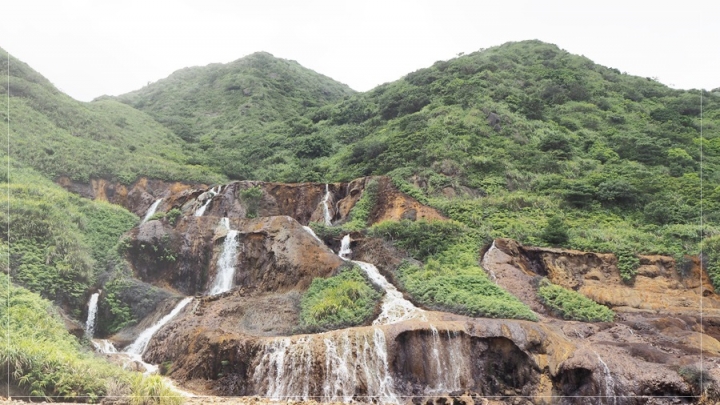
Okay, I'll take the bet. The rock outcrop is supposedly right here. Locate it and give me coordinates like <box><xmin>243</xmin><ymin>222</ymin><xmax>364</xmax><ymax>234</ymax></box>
<box><xmin>73</xmin><ymin>176</ymin><xmax>719</xmax><ymax>404</ymax></box>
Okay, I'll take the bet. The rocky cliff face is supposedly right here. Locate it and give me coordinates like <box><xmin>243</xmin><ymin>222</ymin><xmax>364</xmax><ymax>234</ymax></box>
<box><xmin>69</xmin><ymin>175</ymin><xmax>718</xmax><ymax>404</ymax></box>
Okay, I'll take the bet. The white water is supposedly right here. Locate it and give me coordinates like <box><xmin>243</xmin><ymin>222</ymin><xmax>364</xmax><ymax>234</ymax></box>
<box><xmin>338</xmin><ymin>234</ymin><xmax>352</xmax><ymax>259</ymax></box>
<box><xmin>220</xmin><ymin>216</ymin><xmax>230</xmax><ymax>230</ymax></box>
<box><xmin>426</xmin><ymin>326</ymin><xmax>467</xmax><ymax>393</ymax></box>
<box><xmin>481</xmin><ymin>241</ymin><xmax>499</xmax><ymax>284</ymax></box>
<box><xmin>595</xmin><ymin>352</ymin><xmax>618</xmax><ymax>405</ymax></box>
<box><xmin>253</xmin><ymin>329</ymin><xmax>398</xmax><ymax>403</ymax></box>
<box><xmin>322</xmin><ymin>184</ymin><xmax>333</xmax><ymax>226</ymax></box>
<box><xmin>141</xmin><ymin>199</ymin><xmax>163</xmax><ymax>223</ymax></box>
<box><xmin>92</xmin><ymin>339</ymin><xmax>118</xmax><ymax>354</ymax></box>
<box><xmin>254</xmin><ymin>336</ymin><xmax>314</xmax><ymax>401</ymax></box>
<box><xmin>124</xmin><ymin>297</ymin><xmax>193</xmax><ymax>357</ymax></box>
<box><xmin>208</xmin><ymin>227</ymin><xmax>239</xmax><ymax>295</ymax></box>
<box><xmin>195</xmin><ymin>186</ymin><xmax>220</xmax><ymax>217</ymax></box>
<box><xmin>353</xmin><ymin>261</ymin><xmax>426</xmax><ymax>325</ymax></box>
<box><xmin>302</xmin><ymin>226</ymin><xmax>324</xmax><ymax>243</ymax></box>
<box><xmin>85</xmin><ymin>292</ymin><xmax>100</xmax><ymax>338</ymax></box>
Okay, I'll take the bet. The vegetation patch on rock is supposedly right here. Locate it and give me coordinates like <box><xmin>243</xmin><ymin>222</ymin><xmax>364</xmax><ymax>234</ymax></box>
<box><xmin>537</xmin><ymin>279</ymin><xmax>614</xmax><ymax>322</ymax></box>
<box><xmin>300</xmin><ymin>265</ymin><xmax>381</xmax><ymax>331</ymax></box>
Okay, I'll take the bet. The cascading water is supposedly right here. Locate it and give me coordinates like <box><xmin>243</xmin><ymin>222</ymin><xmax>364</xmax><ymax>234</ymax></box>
<box><xmin>322</xmin><ymin>184</ymin><xmax>332</xmax><ymax>226</ymax></box>
<box><xmin>84</xmin><ymin>292</ymin><xmax>100</xmax><ymax>338</ymax></box>
<box><xmin>208</xmin><ymin>220</ymin><xmax>239</xmax><ymax>295</ymax></box>
<box><xmin>426</xmin><ymin>326</ymin><xmax>467</xmax><ymax>393</ymax></box>
<box><xmin>253</xmin><ymin>337</ymin><xmax>314</xmax><ymax>401</ymax></box>
<box><xmin>302</xmin><ymin>226</ymin><xmax>324</xmax><ymax>243</ymax></box>
<box><xmin>92</xmin><ymin>339</ymin><xmax>118</xmax><ymax>354</ymax></box>
<box><xmin>353</xmin><ymin>261</ymin><xmax>426</xmax><ymax>325</ymax></box>
<box><xmin>595</xmin><ymin>352</ymin><xmax>618</xmax><ymax>405</ymax></box>
<box><xmin>195</xmin><ymin>186</ymin><xmax>220</xmax><ymax>217</ymax></box>
<box><xmin>124</xmin><ymin>297</ymin><xmax>193</xmax><ymax>358</ymax></box>
<box><xmin>141</xmin><ymin>199</ymin><xmax>163</xmax><ymax>224</ymax></box>
<box><xmin>252</xmin><ymin>328</ymin><xmax>398</xmax><ymax>403</ymax></box>
<box><xmin>481</xmin><ymin>241</ymin><xmax>499</xmax><ymax>284</ymax></box>
<box><xmin>338</xmin><ymin>234</ymin><xmax>352</xmax><ymax>259</ymax></box>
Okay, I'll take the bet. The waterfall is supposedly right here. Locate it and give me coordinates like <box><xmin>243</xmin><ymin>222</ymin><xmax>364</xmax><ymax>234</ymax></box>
<box><xmin>124</xmin><ymin>297</ymin><xmax>193</xmax><ymax>357</ymax></box>
<box><xmin>595</xmin><ymin>352</ymin><xmax>618</xmax><ymax>405</ymax></box>
<box><xmin>253</xmin><ymin>337</ymin><xmax>314</xmax><ymax>401</ymax></box>
<box><xmin>92</xmin><ymin>339</ymin><xmax>118</xmax><ymax>354</ymax></box>
<box><xmin>352</xmin><ymin>261</ymin><xmax>426</xmax><ymax>325</ymax></box>
<box><xmin>322</xmin><ymin>184</ymin><xmax>332</xmax><ymax>226</ymax></box>
<box><xmin>426</xmin><ymin>326</ymin><xmax>467</xmax><ymax>393</ymax></box>
<box><xmin>481</xmin><ymin>241</ymin><xmax>499</xmax><ymax>284</ymax></box>
<box><xmin>141</xmin><ymin>199</ymin><xmax>163</xmax><ymax>224</ymax></box>
<box><xmin>252</xmin><ymin>328</ymin><xmax>398</xmax><ymax>403</ymax></box>
<box><xmin>302</xmin><ymin>226</ymin><xmax>324</xmax><ymax>243</ymax></box>
<box><xmin>84</xmin><ymin>292</ymin><xmax>100</xmax><ymax>338</ymax></box>
<box><xmin>195</xmin><ymin>186</ymin><xmax>219</xmax><ymax>217</ymax></box>
<box><xmin>208</xmin><ymin>226</ymin><xmax>239</xmax><ymax>295</ymax></box>
<box><xmin>338</xmin><ymin>234</ymin><xmax>352</xmax><ymax>259</ymax></box>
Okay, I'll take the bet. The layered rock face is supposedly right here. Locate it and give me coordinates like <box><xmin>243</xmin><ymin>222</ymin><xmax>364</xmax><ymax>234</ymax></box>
<box><xmin>79</xmin><ymin>176</ymin><xmax>718</xmax><ymax>404</ymax></box>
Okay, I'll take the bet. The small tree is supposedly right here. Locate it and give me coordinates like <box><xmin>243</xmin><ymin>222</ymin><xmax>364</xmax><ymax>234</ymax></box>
<box><xmin>541</xmin><ymin>216</ymin><xmax>569</xmax><ymax>246</ymax></box>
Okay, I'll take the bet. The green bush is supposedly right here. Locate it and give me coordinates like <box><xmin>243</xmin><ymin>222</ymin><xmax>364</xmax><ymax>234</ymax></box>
<box><xmin>147</xmin><ymin>212</ymin><xmax>165</xmax><ymax>221</ymax></box>
<box><xmin>615</xmin><ymin>247</ymin><xmax>640</xmax><ymax>282</ymax></box>
<box><xmin>369</xmin><ymin>219</ymin><xmax>468</xmax><ymax>261</ymax></box>
<box><xmin>240</xmin><ymin>185</ymin><xmax>263</xmax><ymax>218</ymax></box>
<box><xmin>702</xmin><ymin>235</ymin><xmax>720</xmax><ymax>291</ymax></box>
<box><xmin>540</xmin><ymin>216</ymin><xmax>569</xmax><ymax>246</ymax></box>
<box><xmin>537</xmin><ymin>280</ymin><xmax>614</xmax><ymax>322</ymax></box>
<box><xmin>0</xmin><ymin>274</ymin><xmax>180</xmax><ymax>404</ymax></box>
<box><xmin>165</xmin><ymin>208</ymin><xmax>182</xmax><ymax>226</ymax></box>
<box><xmin>300</xmin><ymin>266</ymin><xmax>381</xmax><ymax>330</ymax></box>
<box><xmin>342</xmin><ymin>179</ymin><xmax>379</xmax><ymax>231</ymax></box>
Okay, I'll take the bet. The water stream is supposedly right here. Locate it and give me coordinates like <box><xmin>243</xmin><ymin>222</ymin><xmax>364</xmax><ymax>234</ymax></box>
<box><xmin>124</xmin><ymin>297</ymin><xmax>194</xmax><ymax>367</ymax></box>
<box><xmin>322</xmin><ymin>184</ymin><xmax>332</xmax><ymax>226</ymax></box>
<box><xmin>338</xmin><ymin>234</ymin><xmax>352</xmax><ymax>259</ymax></box>
<box><xmin>594</xmin><ymin>352</ymin><xmax>618</xmax><ymax>405</ymax></box>
<box><xmin>252</xmin><ymin>328</ymin><xmax>399</xmax><ymax>403</ymax></box>
<box><xmin>208</xmin><ymin>218</ymin><xmax>239</xmax><ymax>295</ymax></box>
<box><xmin>195</xmin><ymin>186</ymin><xmax>220</xmax><ymax>217</ymax></box>
<box><xmin>480</xmin><ymin>241</ymin><xmax>499</xmax><ymax>284</ymax></box>
<box><xmin>84</xmin><ymin>292</ymin><xmax>100</xmax><ymax>338</ymax></box>
<box><xmin>141</xmin><ymin>199</ymin><xmax>163</xmax><ymax>224</ymax></box>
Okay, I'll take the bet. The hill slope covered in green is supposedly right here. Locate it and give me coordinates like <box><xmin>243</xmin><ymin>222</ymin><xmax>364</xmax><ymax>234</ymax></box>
<box><xmin>117</xmin><ymin>40</ymin><xmax>720</xmax><ymax>269</ymax></box>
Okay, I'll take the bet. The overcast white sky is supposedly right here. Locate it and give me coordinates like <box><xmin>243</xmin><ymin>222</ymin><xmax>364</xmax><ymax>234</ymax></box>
<box><xmin>2</xmin><ymin>0</ymin><xmax>718</xmax><ymax>102</ymax></box>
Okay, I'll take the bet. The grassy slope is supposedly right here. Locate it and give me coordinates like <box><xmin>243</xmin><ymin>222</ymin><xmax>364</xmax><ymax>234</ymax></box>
<box><xmin>1</xmin><ymin>273</ymin><xmax>180</xmax><ymax>403</ymax></box>
<box><xmin>0</xmin><ymin>47</ymin><xmax>225</xmax><ymax>185</ymax></box>
<box><xmin>0</xmin><ymin>158</ymin><xmax>138</xmax><ymax>315</ymax></box>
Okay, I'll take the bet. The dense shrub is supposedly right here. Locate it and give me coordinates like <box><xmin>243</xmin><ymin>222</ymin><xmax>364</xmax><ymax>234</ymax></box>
<box><xmin>0</xmin><ymin>275</ymin><xmax>180</xmax><ymax>404</ymax></box>
<box><xmin>300</xmin><ymin>266</ymin><xmax>381</xmax><ymax>330</ymax></box>
<box><xmin>540</xmin><ymin>216</ymin><xmax>569</xmax><ymax>245</ymax></box>
<box><xmin>342</xmin><ymin>179</ymin><xmax>379</xmax><ymax>231</ymax></box>
<box><xmin>369</xmin><ymin>219</ymin><xmax>468</xmax><ymax>261</ymax></box>
<box><xmin>537</xmin><ymin>279</ymin><xmax>614</xmax><ymax>322</ymax></box>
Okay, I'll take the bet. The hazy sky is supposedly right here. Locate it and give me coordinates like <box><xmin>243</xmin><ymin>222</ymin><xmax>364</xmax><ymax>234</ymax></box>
<box><xmin>3</xmin><ymin>0</ymin><xmax>718</xmax><ymax>102</ymax></box>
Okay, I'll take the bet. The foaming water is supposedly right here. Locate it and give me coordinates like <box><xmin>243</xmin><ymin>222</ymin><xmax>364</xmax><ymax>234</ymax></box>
<box><xmin>141</xmin><ymin>199</ymin><xmax>163</xmax><ymax>224</ymax></box>
<box><xmin>208</xmin><ymin>222</ymin><xmax>239</xmax><ymax>295</ymax></box>
<box><xmin>252</xmin><ymin>328</ymin><xmax>398</xmax><ymax>403</ymax></box>
<box><xmin>338</xmin><ymin>234</ymin><xmax>352</xmax><ymax>259</ymax></box>
<box><xmin>352</xmin><ymin>260</ymin><xmax>426</xmax><ymax>325</ymax></box>
<box><xmin>124</xmin><ymin>297</ymin><xmax>193</xmax><ymax>357</ymax></box>
<box><xmin>85</xmin><ymin>292</ymin><xmax>100</xmax><ymax>338</ymax></box>
<box><xmin>195</xmin><ymin>186</ymin><xmax>221</xmax><ymax>217</ymax></box>
<box><xmin>322</xmin><ymin>184</ymin><xmax>332</xmax><ymax>226</ymax></box>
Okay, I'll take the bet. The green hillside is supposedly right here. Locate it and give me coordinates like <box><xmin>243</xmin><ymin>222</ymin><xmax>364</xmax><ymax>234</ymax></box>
<box><xmin>0</xmin><ymin>47</ymin><xmax>224</xmax><ymax>185</ymax></box>
<box><xmin>114</xmin><ymin>52</ymin><xmax>356</xmax><ymax>179</ymax></box>
<box><xmin>118</xmin><ymin>40</ymin><xmax>720</xmax><ymax>269</ymax></box>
